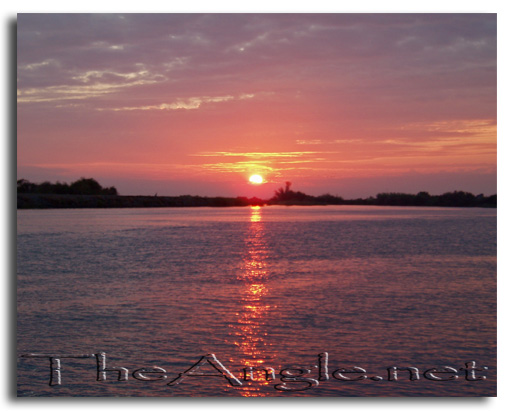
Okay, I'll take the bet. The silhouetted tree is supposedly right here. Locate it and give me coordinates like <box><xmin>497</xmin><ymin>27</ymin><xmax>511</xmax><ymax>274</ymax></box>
<box><xmin>17</xmin><ymin>179</ymin><xmax>36</xmax><ymax>193</ymax></box>
<box><xmin>70</xmin><ymin>178</ymin><xmax>103</xmax><ymax>195</ymax></box>
<box><xmin>17</xmin><ymin>177</ymin><xmax>118</xmax><ymax>195</ymax></box>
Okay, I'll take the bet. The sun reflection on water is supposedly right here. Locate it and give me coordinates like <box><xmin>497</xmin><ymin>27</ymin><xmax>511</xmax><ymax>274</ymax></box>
<box><xmin>229</xmin><ymin>206</ymin><xmax>275</xmax><ymax>396</ymax></box>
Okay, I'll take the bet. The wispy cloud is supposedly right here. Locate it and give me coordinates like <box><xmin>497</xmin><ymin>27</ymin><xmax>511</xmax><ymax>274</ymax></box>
<box><xmin>18</xmin><ymin>58</ymin><xmax>58</xmax><ymax>71</ymax></box>
<box><xmin>194</xmin><ymin>151</ymin><xmax>327</xmax><ymax>158</ymax></box>
<box><xmin>99</xmin><ymin>93</ymin><xmax>255</xmax><ymax>112</ymax></box>
<box><xmin>17</xmin><ymin>67</ymin><xmax>164</xmax><ymax>103</ymax></box>
<box><xmin>398</xmin><ymin>119</ymin><xmax>497</xmax><ymax>136</ymax></box>
<box><xmin>192</xmin><ymin>150</ymin><xmax>334</xmax><ymax>176</ymax></box>
<box><xmin>296</xmin><ymin>139</ymin><xmax>362</xmax><ymax>145</ymax></box>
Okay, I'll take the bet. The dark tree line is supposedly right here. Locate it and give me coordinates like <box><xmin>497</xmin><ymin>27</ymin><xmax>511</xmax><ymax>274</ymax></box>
<box><xmin>269</xmin><ymin>182</ymin><xmax>345</xmax><ymax>205</ymax></box>
<box><xmin>17</xmin><ymin>179</ymin><xmax>496</xmax><ymax>209</ymax></box>
<box><xmin>372</xmin><ymin>191</ymin><xmax>496</xmax><ymax>207</ymax></box>
<box><xmin>269</xmin><ymin>183</ymin><xmax>496</xmax><ymax>208</ymax></box>
<box><xmin>17</xmin><ymin>178</ymin><xmax>118</xmax><ymax>195</ymax></box>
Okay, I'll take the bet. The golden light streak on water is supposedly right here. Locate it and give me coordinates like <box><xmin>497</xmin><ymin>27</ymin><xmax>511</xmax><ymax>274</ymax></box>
<box><xmin>230</xmin><ymin>206</ymin><xmax>275</xmax><ymax>396</ymax></box>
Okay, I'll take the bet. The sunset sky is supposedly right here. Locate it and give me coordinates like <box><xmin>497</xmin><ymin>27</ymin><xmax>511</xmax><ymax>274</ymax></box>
<box><xmin>17</xmin><ymin>13</ymin><xmax>497</xmax><ymax>198</ymax></box>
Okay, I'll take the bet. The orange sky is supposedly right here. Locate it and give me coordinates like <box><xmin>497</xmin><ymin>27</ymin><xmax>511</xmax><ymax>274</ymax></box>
<box><xmin>17</xmin><ymin>14</ymin><xmax>496</xmax><ymax>198</ymax></box>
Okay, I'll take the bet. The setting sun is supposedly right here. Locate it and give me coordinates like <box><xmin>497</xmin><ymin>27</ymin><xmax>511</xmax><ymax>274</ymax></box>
<box><xmin>249</xmin><ymin>174</ymin><xmax>264</xmax><ymax>184</ymax></box>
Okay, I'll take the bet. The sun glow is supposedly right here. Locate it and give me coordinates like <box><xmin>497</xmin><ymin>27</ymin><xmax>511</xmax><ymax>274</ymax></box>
<box><xmin>249</xmin><ymin>174</ymin><xmax>263</xmax><ymax>184</ymax></box>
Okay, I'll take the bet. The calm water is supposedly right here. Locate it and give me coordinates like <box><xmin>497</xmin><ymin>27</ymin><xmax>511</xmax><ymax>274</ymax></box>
<box><xmin>17</xmin><ymin>206</ymin><xmax>496</xmax><ymax>396</ymax></box>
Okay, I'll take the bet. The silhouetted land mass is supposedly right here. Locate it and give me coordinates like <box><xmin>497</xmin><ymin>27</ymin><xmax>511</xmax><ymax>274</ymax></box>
<box><xmin>17</xmin><ymin>178</ymin><xmax>118</xmax><ymax>195</ymax></box>
<box><xmin>17</xmin><ymin>193</ymin><xmax>266</xmax><ymax>209</ymax></box>
<box><xmin>268</xmin><ymin>181</ymin><xmax>346</xmax><ymax>205</ymax></box>
<box><xmin>269</xmin><ymin>183</ymin><xmax>496</xmax><ymax>208</ymax></box>
<box><xmin>17</xmin><ymin>179</ymin><xmax>496</xmax><ymax>209</ymax></box>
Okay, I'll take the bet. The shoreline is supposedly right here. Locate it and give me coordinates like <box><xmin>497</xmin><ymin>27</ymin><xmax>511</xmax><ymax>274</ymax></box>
<box><xmin>17</xmin><ymin>193</ymin><xmax>497</xmax><ymax>209</ymax></box>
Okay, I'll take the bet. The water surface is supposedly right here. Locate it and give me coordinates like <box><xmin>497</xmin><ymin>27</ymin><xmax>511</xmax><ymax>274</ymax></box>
<box><xmin>17</xmin><ymin>206</ymin><xmax>496</xmax><ymax>396</ymax></box>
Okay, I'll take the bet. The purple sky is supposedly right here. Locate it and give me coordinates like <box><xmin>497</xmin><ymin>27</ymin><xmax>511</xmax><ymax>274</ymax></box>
<box><xmin>17</xmin><ymin>14</ymin><xmax>496</xmax><ymax>198</ymax></box>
